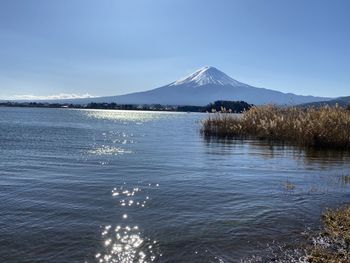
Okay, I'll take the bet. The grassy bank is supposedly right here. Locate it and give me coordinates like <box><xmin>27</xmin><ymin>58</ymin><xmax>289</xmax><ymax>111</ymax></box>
<box><xmin>244</xmin><ymin>205</ymin><xmax>350</xmax><ymax>262</ymax></box>
<box><xmin>307</xmin><ymin>205</ymin><xmax>350</xmax><ymax>262</ymax></box>
<box><xmin>202</xmin><ymin>105</ymin><xmax>350</xmax><ymax>148</ymax></box>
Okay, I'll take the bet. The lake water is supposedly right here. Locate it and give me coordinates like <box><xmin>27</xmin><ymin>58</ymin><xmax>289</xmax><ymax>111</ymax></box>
<box><xmin>0</xmin><ymin>107</ymin><xmax>350</xmax><ymax>263</ymax></box>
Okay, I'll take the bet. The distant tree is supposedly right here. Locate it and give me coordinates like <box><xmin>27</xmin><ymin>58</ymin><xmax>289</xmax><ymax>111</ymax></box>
<box><xmin>177</xmin><ymin>105</ymin><xmax>204</xmax><ymax>112</ymax></box>
<box><xmin>205</xmin><ymin>100</ymin><xmax>252</xmax><ymax>113</ymax></box>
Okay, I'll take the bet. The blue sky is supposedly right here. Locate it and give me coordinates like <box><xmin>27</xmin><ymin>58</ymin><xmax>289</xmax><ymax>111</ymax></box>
<box><xmin>0</xmin><ymin>0</ymin><xmax>349</xmax><ymax>99</ymax></box>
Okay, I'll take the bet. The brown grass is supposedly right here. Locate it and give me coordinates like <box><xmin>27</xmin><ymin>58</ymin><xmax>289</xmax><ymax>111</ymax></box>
<box><xmin>322</xmin><ymin>206</ymin><xmax>350</xmax><ymax>245</ymax></box>
<box><xmin>308</xmin><ymin>206</ymin><xmax>350</xmax><ymax>262</ymax></box>
<box><xmin>202</xmin><ymin>105</ymin><xmax>350</xmax><ymax>148</ymax></box>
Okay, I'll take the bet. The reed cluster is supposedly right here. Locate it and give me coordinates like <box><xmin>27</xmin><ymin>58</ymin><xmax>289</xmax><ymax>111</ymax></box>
<box><xmin>202</xmin><ymin>105</ymin><xmax>350</xmax><ymax>148</ymax></box>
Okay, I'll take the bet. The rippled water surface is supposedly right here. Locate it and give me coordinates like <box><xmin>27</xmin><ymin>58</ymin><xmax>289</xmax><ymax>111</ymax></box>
<box><xmin>0</xmin><ymin>107</ymin><xmax>350</xmax><ymax>262</ymax></box>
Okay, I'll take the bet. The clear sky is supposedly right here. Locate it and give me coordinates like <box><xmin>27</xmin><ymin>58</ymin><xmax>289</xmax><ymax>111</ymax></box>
<box><xmin>0</xmin><ymin>0</ymin><xmax>349</xmax><ymax>99</ymax></box>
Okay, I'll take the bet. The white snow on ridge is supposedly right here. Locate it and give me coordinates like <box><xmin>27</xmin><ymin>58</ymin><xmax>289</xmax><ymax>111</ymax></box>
<box><xmin>170</xmin><ymin>66</ymin><xmax>249</xmax><ymax>87</ymax></box>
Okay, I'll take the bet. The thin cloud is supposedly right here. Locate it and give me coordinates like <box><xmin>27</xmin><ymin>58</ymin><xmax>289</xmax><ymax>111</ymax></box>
<box><xmin>4</xmin><ymin>93</ymin><xmax>96</xmax><ymax>100</ymax></box>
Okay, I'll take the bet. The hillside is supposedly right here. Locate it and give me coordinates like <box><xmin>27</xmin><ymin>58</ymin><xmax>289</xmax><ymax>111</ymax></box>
<box><xmin>299</xmin><ymin>96</ymin><xmax>350</xmax><ymax>108</ymax></box>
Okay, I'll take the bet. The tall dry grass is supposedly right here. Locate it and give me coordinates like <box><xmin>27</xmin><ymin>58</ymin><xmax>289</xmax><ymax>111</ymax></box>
<box><xmin>202</xmin><ymin>105</ymin><xmax>350</xmax><ymax>148</ymax></box>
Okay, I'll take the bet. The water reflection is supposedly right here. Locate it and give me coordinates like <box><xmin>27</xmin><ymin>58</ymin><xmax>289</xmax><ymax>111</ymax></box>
<box><xmin>202</xmin><ymin>135</ymin><xmax>350</xmax><ymax>167</ymax></box>
<box><xmin>302</xmin><ymin>147</ymin><xmax>350</xmax><ymax>167</ymax></box>
<box><xmin>339</xmin><ymin>174</ymin><xmax>350</xmax><ymax>186</ymax></box>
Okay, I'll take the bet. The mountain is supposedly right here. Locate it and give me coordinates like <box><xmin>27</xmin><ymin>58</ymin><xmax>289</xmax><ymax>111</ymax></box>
<box><xmin>80</xmin><ymin>66</ymin><xmax>330</xmax><ymax>105</ymax></box>
<box><xmin>299</xmin><ymin>96</ymin><xmax>350</xmax><ymax>108</ymax></box>
<box><xmin>14</xmin><ymin>66</ymin><xmax>331</xmax><ymax>106</ymax></box>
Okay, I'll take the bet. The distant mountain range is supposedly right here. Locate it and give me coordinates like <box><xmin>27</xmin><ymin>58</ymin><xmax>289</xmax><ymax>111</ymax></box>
<box><xmin>300</xmin><ymin>96</ymin><xmax>350</xmax><ymax>108</ymax></box>
<box><xmin>11</xmin><ymin>66</ymin><xmax>336</xmax><ymax>106</ymax></box>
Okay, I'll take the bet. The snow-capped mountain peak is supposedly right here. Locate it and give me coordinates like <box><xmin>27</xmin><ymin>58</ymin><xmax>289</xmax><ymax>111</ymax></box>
<box><xmin>37</xmin><ymin>66</ymin><xmax>329</xmax><ymax>106</ymax></box>
<box><xmin>170</xmin><ymin>66</ymin><xmax>248</xmax><ymax>87</ymax></box>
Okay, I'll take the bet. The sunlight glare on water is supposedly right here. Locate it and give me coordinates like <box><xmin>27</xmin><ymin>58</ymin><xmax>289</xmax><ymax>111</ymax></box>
<box><xmin>96</xmin><ymin>223</ymin><xmax>158</xmax><ymax>263</ymax></box>
<box><xmin>88</xmin><ymin>146</ymin><xmax>132</xmax><ymax>156</ymax></box>
<box><xmin>95</xmin><ymin>184</ymin><xmax>161</xmax><ymax>263</ymax></box>
<box><xmin>83</xmin><ymin>109</ymin><xmax>184</xmax><ymax>122</ymax></box>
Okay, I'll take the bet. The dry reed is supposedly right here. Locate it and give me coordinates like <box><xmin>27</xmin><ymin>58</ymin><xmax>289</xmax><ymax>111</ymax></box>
<box><xmin>202</xmin><ymin>105</ymin><xmax>350</xmax><ymax>148</ymax></box>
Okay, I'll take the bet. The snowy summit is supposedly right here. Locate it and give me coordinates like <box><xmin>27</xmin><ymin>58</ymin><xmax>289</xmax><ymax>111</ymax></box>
<box><xmin>170</xmin><ymin>66</ymin><xmax>248</xmax><ymax>87</ymax></box>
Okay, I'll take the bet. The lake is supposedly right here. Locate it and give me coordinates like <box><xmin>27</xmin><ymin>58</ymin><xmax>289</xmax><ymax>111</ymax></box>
<box><xmin>0</xmin><ymin>107</ymin><xmax>349</xmax><ymax>263</ymax></box>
